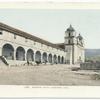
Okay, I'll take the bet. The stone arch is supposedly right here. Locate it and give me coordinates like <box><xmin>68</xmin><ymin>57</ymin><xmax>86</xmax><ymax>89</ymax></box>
<box><xmin>42</xmin><ymin>52</ymin><xmax>47</xmax><ymax>63</ymax></box>
<box><xmin>48</xmin><ymin>53</ymin><xmax>52</xmax><ymax>63</ymax></box>
<box><xmin>2</xmin><ymin>43</ymin><xmax>14</xmax><ymax>60</ymax></box>
<box><xmin>27</xmin><ymin>49</ymin><xmax>34</xmax><ymax>61</ymax></box>
<box><xmin>54</xmin><ymin>54</ymin><xmax>57</xmax><ymax>64</ymax></box>
<box><xmin>61</xmin><ymin>56</ymin><xmax>64</xmax><ymax>64</ymax></box>
<box><xmin>35</xmin><ymin>51</ymin><xmax>41</xmax><ymax>62</ymax></box>
<box><xmin>58</xmin><ymin>56</ymin><xmax>60</xmax><ymax>64</ymax></box>
<box><xmin>16</xmin><ymin>46</ymin><xmax>25</xmax><ymax>61</ymax></box>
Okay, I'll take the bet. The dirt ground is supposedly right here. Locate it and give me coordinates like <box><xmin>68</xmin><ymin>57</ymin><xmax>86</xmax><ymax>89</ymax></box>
<box><xmin>0</xmin><ymin>64</ymin><xmax>100</xmax><ymax>85</ymax></box>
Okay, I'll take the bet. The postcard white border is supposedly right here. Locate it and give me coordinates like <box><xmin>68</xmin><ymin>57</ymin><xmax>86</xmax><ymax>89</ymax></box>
<box><xmin>0</xmin><ymin>2</ymin><xmax>100</xmax><ymax>98</ymax></box>
<box><xmin>0</xmin><ymin>85</ymin><xmax>100</xmax><ymax>98</ymax></box>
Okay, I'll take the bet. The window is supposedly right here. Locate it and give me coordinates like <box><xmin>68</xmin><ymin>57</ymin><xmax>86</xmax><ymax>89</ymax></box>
<box><xmin>41</xmin><ymin>43</ymin><xmax>43</xmax><ymax>47</ymax></box>
<box><xmin>25</xmin><ymin>38</ymin><xmax>28</xmax><ymax>42</ymax></box>
<box><xmin>69</xmin><ymin>32</ymin><xmax>71</xmax><ymax>37</ymax></box>
<box><xmin>79</xmin><ymin>56</ymin><xmax>81</xmax><ymax>60</ymax></box>
<box><xmin>34</xmin><ymin>41</ymin><xmax>36</xmax><ymax>45</ymax></box>
<box><xmin>47</xmin><ymin>46</ymin><xmax>49</xmax><ymax>48</ymax></box>
<box><xmin>68</xmin><ymin>40</ymin><xmax>70</xmax><ymax>44</ymax></box>
<box><xmin>14</xmin><ymin>34</ymin><xmax>16</xmax><ymax>39</ymax></box>
<box><xmin>0</xmin><ymin>30</ymin><xmax>3</xmax><ymax>35</ymax></box>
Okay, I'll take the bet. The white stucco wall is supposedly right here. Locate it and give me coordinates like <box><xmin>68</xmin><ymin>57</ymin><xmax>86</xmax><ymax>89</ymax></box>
<box><xmin>0</xmin><ymin>30</ymin><xmax>66</xmax><ymax>65</ymax></box>
<box><xmin>74</xmin><ymin>45</ymin><xmax>85</xmax><ymax>64</ymax></box>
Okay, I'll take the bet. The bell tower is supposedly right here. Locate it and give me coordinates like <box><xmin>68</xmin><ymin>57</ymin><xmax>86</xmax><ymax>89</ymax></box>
<box><xmin>64</xmin><ymin>25</ymin><xmax>76</xmax><ymax>64</ymax></box>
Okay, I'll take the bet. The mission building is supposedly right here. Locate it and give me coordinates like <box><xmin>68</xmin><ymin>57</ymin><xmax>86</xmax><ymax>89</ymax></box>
<box><xmin>0</xmin><ymin>23</ymin><xmax>85</xmax><ymax>66</ymax></box>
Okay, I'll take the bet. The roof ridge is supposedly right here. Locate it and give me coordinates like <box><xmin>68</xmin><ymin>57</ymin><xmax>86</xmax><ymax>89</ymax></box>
<box><xmin>0</xmin><ymin>22</ymin><xmax>64</xmax><ymax>50</ymax></box>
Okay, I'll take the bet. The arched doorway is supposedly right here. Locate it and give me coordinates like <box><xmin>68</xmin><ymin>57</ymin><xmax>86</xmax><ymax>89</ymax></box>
<box><xmin>35</xmin><ymin>51</ymin><xmax>41</xmax><ymax>62</ymax></box>
<box><xmin>61</xmin><ymin>56</ymin><xmax>64</xmax><ymax>64</ymax></box>
<box><xmin>2</xmin><ymin>43</ymin><xmax>14</xmax><ymax>60</ymax></box>
<box><xmin>48</xmin><ymin>54</ymin><xmax>52</xmax><ymax>63</ymax></box>
<box><xmin>16</xmin><ymin>46</ymin><xmax>25</xmax><ymax>61</ymax></box>
<box><xmin>42</xmin><ymin>52</ymin><xmax>47</xmax><ymax>63</ymax></box>
<box><xmin>27</xmin><ymin>49</ymin><xmax>34</xmax><ymax>61</ymax></box>
<box><xmin>58</xmin><ymin>56</ymin><xmax>60</xmax><ymax>64</ymax></box>
<box><xmin>54</xmin><ymin>55</ymin><xmax>57</xmax><ymax>64</ymax></box>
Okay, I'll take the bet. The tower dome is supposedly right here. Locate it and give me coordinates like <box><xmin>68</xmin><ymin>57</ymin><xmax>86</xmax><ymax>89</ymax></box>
<box><xmin>77</xmin><ymin>34</ymin><xmax>83</xmax><ymax>40</ymax></box>
<box><xmin>65</xmin><ymin>24</ymin><xmax>76</xmax><ymax>37</ymax></box>
<box><xmin>66</xmin><ymin>24</ymin><xmax>75</xmax><ymax>32</ymax></box>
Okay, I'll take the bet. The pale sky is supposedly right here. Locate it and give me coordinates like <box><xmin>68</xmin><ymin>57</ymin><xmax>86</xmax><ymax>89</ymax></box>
<box><xmin>0</xmin><ymin>9</ymin><xmax>100</xmax><ymax>49</ymax></box>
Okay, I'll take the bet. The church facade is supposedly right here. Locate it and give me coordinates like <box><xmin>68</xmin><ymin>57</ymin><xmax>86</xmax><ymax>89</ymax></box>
<box><xmin>0</xmin><ymin>22</ymin><xmax>85</xmax><ymax>66</ymax></box>
<box><xmin>64</xmin><ymin>25</ymin><xmax>85</xmax><ymax>64</ymax></box>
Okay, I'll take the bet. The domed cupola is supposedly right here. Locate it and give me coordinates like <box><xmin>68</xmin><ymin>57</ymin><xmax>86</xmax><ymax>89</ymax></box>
<box><xmin>66</xmin><ymin>24</ymin><xmax>75</xmax><ymax>32</ymax></box>
<box><xmin>65</xmin><ymin>25</ymin><xmax>76</xmax><ymax>37</ymax></box>
<box><xmin>77</xmin><ymin>34</ymin><xmax>83</xmax><ymax>40</ymax></box>
<box><xmin>77</xmin><ymin>33</ymin><xmax>84</xmax><ymax>46</ymax></box>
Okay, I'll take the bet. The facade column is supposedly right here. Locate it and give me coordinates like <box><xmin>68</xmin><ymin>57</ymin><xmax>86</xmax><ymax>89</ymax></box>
<box><xmin>41</xmin><ymin>52</ymin><xmax>43</xmax><ymax>63</ymax></box>
<box><xmin>56</xmin><ymin>56</ymin><xmax>58</xmax><ymax>64</ymax></box>
<box><xmin>64</xmin><ymin>49</ymin><xmax>69</xmax><ymax>64</ymax></box>
<box><xmin>52</xmin><ymin>55</ymin><xmax>54</xmax><ymax>64</ymax></box>
<box><xmin>33</xmin><ymin>52</ymin><xmax>34</xmax><ymax>62</ymax></box>
<box><xmin>13</xmin><ymin>48</ymin><xmax>16</xmax><ymax>65</ymax></box>
<box><xmin>14</xmin><ymin>49</ymin><xmax>16</xmax><ymax>60</ymax></box>
<box><xmin>47</xmin><ymin>54</ymin><xmax>48</xmax><ymax>63</ymax></box>
<box><xmin>46</xmin><ymin>53</ymin><xmax>50</xmax><ymax>64</ymax></box>
<box><xmin>55</xmin><ymin>55</ymin><xmax>57</xmax><ymax>64</ymax></box>
<box><xmin>59</xmin><ymin>57</ymin><xmax>61</xmax><ymax>64</ymax></box>
<box><xmin>24</xmin><ymin>50</ymin><xmax>27</xmax><ymax>61</ymax></box>
<box><xmin>33</xmin><ymin>51</ymin><xmax>36</xmax><ymax>63</ymax></box>
<box><xmin>0</xmin><ymin>46</ymin><xmax>2</xmax><ymax>56</ymax></box>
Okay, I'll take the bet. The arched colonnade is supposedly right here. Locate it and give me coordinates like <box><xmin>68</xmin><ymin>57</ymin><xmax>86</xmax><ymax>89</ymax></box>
<box><xmin>2</xmin><ymin>43</ymin><xmax>65</xmax><ymax>64</ymax></box>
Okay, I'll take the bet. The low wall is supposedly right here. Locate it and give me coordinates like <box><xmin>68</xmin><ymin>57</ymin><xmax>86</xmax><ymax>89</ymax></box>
<box><xmin>7</xmin><ymin>60</ymin><xmax>27</xmax><ymax>66</ymax></box>
<box><xmin>80</xmin><ymin>62</ymin><xmax>100</xmax><ymax>70</ymax></box>
<box><xmin>7</xmin><ymin>60</ymin><xmax>55</xmax><ymax>66</ymax></box>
